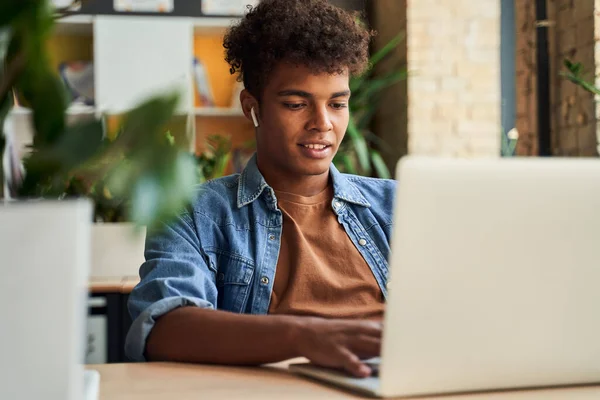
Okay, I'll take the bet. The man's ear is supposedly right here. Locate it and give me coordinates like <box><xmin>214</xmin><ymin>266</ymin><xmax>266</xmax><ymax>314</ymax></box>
<box><xmin>240</xmin><ymin>89</ymin><xmax>259</xmax><ymax>128</ymax></box>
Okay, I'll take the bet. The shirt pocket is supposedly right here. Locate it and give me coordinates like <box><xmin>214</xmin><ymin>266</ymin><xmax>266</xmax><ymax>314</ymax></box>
<box><xmin>214</xmin><ymin>253</ymin><xmax>254</xmax><ymax>313</ymax></box>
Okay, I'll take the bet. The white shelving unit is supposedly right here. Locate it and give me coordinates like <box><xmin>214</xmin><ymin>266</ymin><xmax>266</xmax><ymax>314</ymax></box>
<box><xmin>94</xmin><ymin>15</ymin><xmax>195</xmax><ymax>115</ymax></box>
<box><xmin>8</xmin><ymin>13</ymin><xmax>247</xmax><ymax>156</ymax></box>
<box><xmin>194</xmin><ymin>107</ymin><xmax>245</xmax><ymax>117</ymax></box>
<box><xmin>54</xmin><ymin>15</ymin><xmax>238</xmax><ymax>36</ymax></box>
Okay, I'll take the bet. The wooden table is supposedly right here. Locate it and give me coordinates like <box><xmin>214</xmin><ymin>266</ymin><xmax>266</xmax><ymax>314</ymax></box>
<box><xmin>88</xmin><ymin>361</ymin><xmax>600</xmax><ymax>400</ymax></box>
<box><xmin>89</xmin><ymin>276</ymin><xmax>140</xmax><ymax>294</ymax></box>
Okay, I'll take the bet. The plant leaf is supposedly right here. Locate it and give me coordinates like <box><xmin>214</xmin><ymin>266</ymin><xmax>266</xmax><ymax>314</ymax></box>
<box><xmin>112</xmin><ymin>92</ymin><xmax>181</xmax><ymax>151</ymax></box>
<box><xmin>49</xmin><ymin>119</ymin><xmax>105</xmax><ymax>166</ymax></box>
<box><xmin>336</xmin><ymin>153</ymin><xmax>356</xmax><ymax>174</ymax></box>
<box><xmin>369</xmin><ymin>32</ymin><xmax>405</xmax><ymax>69</ymax></box>
<box><xmin>359</xmin><ymin>70</ymin><xmax>407</xmax><ymax>100</ymax></box>
<box><xmin>560</xmin><ymin>58</ymin><xmax>600</xmax><ymax>96</ymax></box>
<box><xmin>0</xmin><ymin>0</ymin><xmax>38</xmax><ymax>28</ymax></box>
<box><xmin>129</xmin><ymin>151</ymin><xmax>197</xmax><ymax>228</ymax></box>
<box><xmin>100</xmin><ymin>92</ymin><xmax>198</xmax><ymax>227</ymax></box>
<box><xmin>214</xmin><ymin>153</ymin><xmax>231</xmax><ymax>178</ymax></box>
<box><xmin>19</xmin><ymin>118</ymin><xmax>105</xmax><ymax>196</ymax></box>
<box><xmin>370</xmin><ymin>150</ymin><xmax>391</xmax><ymax>179</ymax></box>
<box><xmin>355</xmin><ymin>106</ymin><xmax>378</xmax><ymax>130</ymax></box>
<box><xmin>563</xmin><ymin>59</ymin><xmax>582</xmax><ymax>75</ymax></box>
<box><xmin>350</xmin><ymin>32</ymin><xmax>405</xmax><ymax>94</ymax></box>
<box><xmin>130</xmin><ymin>173</ymin><xmax>160</xmax><ymax>227</ymax></box>
<box><xmin>560</xmin><ymin>70</ymin><xmax>600</xmax><ymax>96</ymax></box>
<box><xmin>0</xmin><ymin>28</ymin><xmax>11</xmax><ymax>63</ymax></box>
<box><xmin>10</xmin><ymin>4</ymin><xmax>67</xmax><ymax>147</ymax></box>
<box><xmin>346</xmin><ymin>117</ymin><xmax>370</xmax><ymax>175</ymax></box>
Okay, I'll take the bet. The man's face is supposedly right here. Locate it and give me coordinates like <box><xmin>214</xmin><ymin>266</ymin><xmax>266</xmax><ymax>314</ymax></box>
<box><xmin>254</xmin><ymin>63</ymin><xmax>350</xmax><ymax>179</ymax></box>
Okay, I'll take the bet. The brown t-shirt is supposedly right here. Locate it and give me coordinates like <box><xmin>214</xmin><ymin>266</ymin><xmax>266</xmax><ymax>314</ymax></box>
<box><xmin>268</xmin><ymin>184</ymin><xmax>384</xmax><ymax>319</ymax></box>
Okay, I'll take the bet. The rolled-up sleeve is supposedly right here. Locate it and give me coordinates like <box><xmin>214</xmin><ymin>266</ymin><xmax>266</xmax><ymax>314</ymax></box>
<box><xmin>125</xmin><ymin>211</ymin><xmax>217</xmax><ymax>361</ymax></box>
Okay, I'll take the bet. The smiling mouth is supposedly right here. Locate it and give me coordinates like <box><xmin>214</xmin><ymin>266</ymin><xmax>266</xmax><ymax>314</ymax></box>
<box><xmin>299</xmin><ymin>144</ymin><xmax>331</xmax><ymax>150</ymax></box>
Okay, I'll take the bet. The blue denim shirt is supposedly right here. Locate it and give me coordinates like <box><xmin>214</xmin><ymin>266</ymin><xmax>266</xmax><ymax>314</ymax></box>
<box><xmin>125</xmin><ymin>153</ymin><xmax>397</xmax><ymax>361</ymax></box>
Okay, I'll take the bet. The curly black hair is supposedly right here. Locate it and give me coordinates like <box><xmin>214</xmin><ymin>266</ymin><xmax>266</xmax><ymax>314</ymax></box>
<box><xmin>223</xmin><ymin>0</ymin><xmax>374</xmax><ymax>99</ymax></box>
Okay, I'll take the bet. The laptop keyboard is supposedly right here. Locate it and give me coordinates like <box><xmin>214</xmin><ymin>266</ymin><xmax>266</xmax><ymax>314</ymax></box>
<box><xmin>361</xmin><ymin>357</ymin><xmax>381</xmax><ymax>377</ymax></box>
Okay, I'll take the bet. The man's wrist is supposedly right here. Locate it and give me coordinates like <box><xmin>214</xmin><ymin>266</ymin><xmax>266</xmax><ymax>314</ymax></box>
<box><xmin>276</xmin><ymin>315</ymin><xmax>318</xmax><ymax>359</ymax></box>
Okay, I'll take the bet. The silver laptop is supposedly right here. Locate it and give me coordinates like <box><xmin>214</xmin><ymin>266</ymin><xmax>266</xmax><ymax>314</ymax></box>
<box><xmin>0</xmin><ymin>200</ymin><xmax>99</xmax><ymax>400</ymax></box>
<box><xmin>290</xmin><ymin>156</ymin><xmax>600</xmax><ymax>398</ymax></box>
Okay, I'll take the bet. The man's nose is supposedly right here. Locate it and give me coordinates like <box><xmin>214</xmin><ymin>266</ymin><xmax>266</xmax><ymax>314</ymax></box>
<box><xmin>307</xmin><ymin>106</ymin><xmax>333</xmax><ymax>132</ymax></box>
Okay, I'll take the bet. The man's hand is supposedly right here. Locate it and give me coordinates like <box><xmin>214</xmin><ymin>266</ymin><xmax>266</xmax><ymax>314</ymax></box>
<box><xmin>292</xmin><ymin>317</ymin><xmax>382</xmax><ymax>378</ymax></box>
<box><xmin>147</xmin><ymin>308</ymin><xmax>382</xmax><ymax>378</ymax></box>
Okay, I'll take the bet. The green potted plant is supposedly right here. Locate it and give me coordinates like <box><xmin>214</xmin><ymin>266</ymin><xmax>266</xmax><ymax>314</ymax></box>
<box><xmin>58</xmin><ymin>132</ymin><xmax>233</xmax><ymax>278</ymax></box>
<box><xmin>1</xmin><ymin>1</ymin><xmax>198</xmax><ymax>275</ymax></box>
<box><xmin>334</xmin><ymin>32</ymin><xmax>406</xmax><ymax>179</ymax></box>
<box><xmin>195</xmin><ymin>134</ymin><xmax>233</xmax><ymax>182</ymax></box>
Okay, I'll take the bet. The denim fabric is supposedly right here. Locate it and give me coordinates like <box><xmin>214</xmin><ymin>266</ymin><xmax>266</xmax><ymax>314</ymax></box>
<box><xmin>125</xmin><ymin>153</ymin><xmax>397</xmax><ymax>361</ymax></box>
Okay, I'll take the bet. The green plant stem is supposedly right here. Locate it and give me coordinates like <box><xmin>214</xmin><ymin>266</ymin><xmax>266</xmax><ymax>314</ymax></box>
<box><xmin>561</xmin><ymin>71</ymin><xmax>600</xmax><ymax>97</ymax></box>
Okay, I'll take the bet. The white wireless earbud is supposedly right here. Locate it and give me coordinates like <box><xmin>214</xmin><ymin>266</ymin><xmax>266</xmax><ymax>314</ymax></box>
<box><xmin>250</xmin><ymin>107</ymin><xmax>259</xmax><ymax>128</ymax></box>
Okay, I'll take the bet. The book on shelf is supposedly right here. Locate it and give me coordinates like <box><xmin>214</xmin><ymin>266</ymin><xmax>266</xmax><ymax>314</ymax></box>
<box><xmin>193</xmin><ymin>56</ymin><xmax>215</xmax><ymax>107</ymax></box>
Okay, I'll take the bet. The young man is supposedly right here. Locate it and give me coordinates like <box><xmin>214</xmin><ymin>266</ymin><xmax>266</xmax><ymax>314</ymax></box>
<box><xmin>125</xmin><ymin>0</ymin><xmax>396</xmax><ymax>378</ymax></box>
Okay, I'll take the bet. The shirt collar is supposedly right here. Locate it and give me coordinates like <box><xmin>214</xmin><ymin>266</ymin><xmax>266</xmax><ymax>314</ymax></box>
<box><xmin>237</xmin><ymin>153</ymin><xmax>371</xmax><ymax>208</ymax></box>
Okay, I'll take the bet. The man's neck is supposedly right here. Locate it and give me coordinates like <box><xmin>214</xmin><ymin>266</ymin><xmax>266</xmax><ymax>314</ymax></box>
<box><xmin>257</xmin><ymin>161</ymin><xmax>331</xmax><ymax>197</ymax></box>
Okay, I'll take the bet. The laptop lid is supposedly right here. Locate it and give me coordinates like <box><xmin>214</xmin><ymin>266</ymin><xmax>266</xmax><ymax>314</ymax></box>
<box><xmin>0</xmin><ymin>200</ymin><xmax>92</xmax><ymax>400</ymax></box>
<box><xmin>380</xmin><ymin>156</ymin><xmax>600</xmax><ymax>398</ymax></box>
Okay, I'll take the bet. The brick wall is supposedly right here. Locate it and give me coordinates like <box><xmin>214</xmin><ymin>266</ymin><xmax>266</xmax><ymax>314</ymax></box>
<box><xmin>515</xmin><ymin>0</ymin><xmax>599</xmax><ymax>157</ymax></box>
<box><xmin>406</xmin><ymin>0</ymin><xmax>501</xmax><ymax>157</ymax></box>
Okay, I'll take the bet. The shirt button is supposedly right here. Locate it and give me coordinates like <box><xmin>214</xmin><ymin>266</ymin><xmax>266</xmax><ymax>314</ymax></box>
<box><xmin>268</xmin><ymin>234</ymin><xmax>276</xmax><ymax>240</ymax></box>
<box><xmin>261</xmin><ymin>276</ymin><xmax>269</xmax><ymax>285</ymax></box>
<box><xmin>358</xmin><ymin>238</ymin><xmax>367</xmax><ymax>246</ymax></box>
<box><xmin>217</xmin><ymin>273</ymin><xmax>225</xmax><ymax>281</ymax></box>
<box><xmin>334</xmin><ymin>200</ymin><xmax>342</xmax><ymax>208</ymax></box>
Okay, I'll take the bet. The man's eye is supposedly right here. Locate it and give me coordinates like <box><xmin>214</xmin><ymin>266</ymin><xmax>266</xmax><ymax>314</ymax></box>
<box><xmin>330</xmin><ymin>103</ymin><xmax>348</xmax><ymax>110</ymax></box>
<box><xmin>284</xmin><ymin>103</ymin><xmax>305</xmax><ymax>110</ymax></box>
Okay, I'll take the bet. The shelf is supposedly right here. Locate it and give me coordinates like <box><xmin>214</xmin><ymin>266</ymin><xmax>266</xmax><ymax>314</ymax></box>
<box><xmin>10</xmin><ymin>106</ymin><xmax>248</xmax><ymax>119</ymax></box>
<box><xmin>192</xmin><ymin>17</ymin><xmax>240</xmax><ymax>35</ymax></box>
<box><xmin>52</xmin><ymin>15</ymin><xmax>238</xmax><ymax>36</ymax></box>
<box><xmin>54</xmin><ymin>14</ymin><xmax>94</xmax><ymax>35</ymax></box>
<box><xmin>194</xmin><ymin>107</ymin><xmax>245</xmax><ymax>117</ymax></box>
<box><xmin>9</xmin><ymin>104</ymin><xmax>97</xmax><ymax>117</ymax></box>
